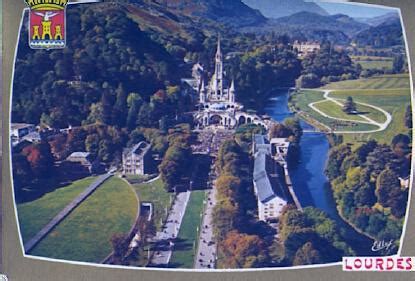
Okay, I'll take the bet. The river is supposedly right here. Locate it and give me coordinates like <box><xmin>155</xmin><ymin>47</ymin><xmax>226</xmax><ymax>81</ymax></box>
<box><xmin>265</xmin><ymin>88</ymin><xmax>375</xmax><ymax>256</ymax></box>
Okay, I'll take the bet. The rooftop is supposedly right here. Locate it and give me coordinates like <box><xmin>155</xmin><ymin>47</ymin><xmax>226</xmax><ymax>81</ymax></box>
<box><xmin>68</xmin><ymin>152</ymin><xmax>90</xmax><ymax>159</ymax></box>
<box><xmin>11</xmin><ymin>123</ymin><xmax>35</xmax><ymax>130</ymax></box>
<box><xmin>123</xmin><ymin>141</ymin><xmax>151</xmax><ymax>158</ymax></box>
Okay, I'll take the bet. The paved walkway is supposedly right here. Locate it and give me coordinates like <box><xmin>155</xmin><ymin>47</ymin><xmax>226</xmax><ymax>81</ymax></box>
<box><xmin>307</xmin><ymin>89</ymin><xmax>392</xmax><ymax>134</ymax></box>
<box><xmin>195</xmin><ymin>184</ymin><xmax>217</xmax><ymax>269</ymax></box>
<box><xmin>24</xmin><ymin>173</ymin><xmax>113</xmax><ymax>252</ymax></box>
<box><xmin>150</xmin><ymin>191</ymin><xmax>191</xmax><ymax>266</ymax></box>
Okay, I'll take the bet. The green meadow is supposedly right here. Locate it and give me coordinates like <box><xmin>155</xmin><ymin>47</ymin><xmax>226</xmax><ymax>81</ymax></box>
<box><xmin>29</xmin><ymin>177</ymin><xmax>138</xmax><ymax>263</ymax></box>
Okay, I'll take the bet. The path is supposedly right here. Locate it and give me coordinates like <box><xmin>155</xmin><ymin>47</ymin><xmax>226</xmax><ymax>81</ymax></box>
<box><xmin>194</xmin><ymin>183</ymin><xmax>217</xmax><ymax>269</ymax></box>
<box><xmin>24</xmin><ymin>173</ymin><xmax>113</xmax><ymax>253</ymax></box>
<box><xmin>150</xmin><ymin>191</ymin><xmax>191</xmax><ymax>266</ymax></box>
<box><xmin>307</xmin><ymin>89</ymin><xmax>392</xmax><ymax>134</ymax></box>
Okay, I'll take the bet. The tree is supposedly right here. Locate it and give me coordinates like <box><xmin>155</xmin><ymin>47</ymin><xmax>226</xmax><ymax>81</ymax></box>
<box><xmin>220</xmin><ymin>231</ymin><xmax>268</xmax><ymax>268</ymax></box>
<box><xmin>110</xmin><ymin>233</ymin><xmax>130</xmax><ymax>265</ymax></box>
<box><xmin>112</xmin><ymin>83</ymin><xmax>128</xmax><ymax>127</ymax></box>
<box><xmin>405</xmin><ymin>105</ymin><xmax>412</xmax><ymax>129</ymax></box>
<box><xmin>85</xmin><ymin>103</ymin><xmax>104</xmax><ymax>125</ymax></box>
<box><xmin>284</xmin><ymin>118</ymin><xmax>302</xmax><ymax>142</ymax></box>
<box><xmin>393</xmin><ymin>55</ymin><xmax>404</xmax><ymax>73</ymax></box>
<box><xmin>326</xmin><ymin>144</ymin><xmax>351</xmax><ymax>180</ymax></box>
<box><xmin>159</xmin><ymin>142</ymin><xmax>192</xmax><ymax>191</ymax></box>
<box><xmin>22</xmin><ymin>142</ymin><xmax>55</xmax><ymax>178</ymax></box>
<box><xmin>269</xmin><ymin>123</ymin><xmax>292</xmax><ymax>138</ymax></box>
<box><xmin>375</xmin><ymin>168</ymin><xmax>402</xmax><ymax>208</ymax></box>
<box><xmin>101</xmin><ymin>88</ymin><xmax>115</xmax><ymax>125</ymax></box>
<box><xmin>293</xmin><ymin>242</ymin><xmax>322</xmax><ymax>266</ymax></box>
<box><xmin>296</xmin><ymin>73</ymin><xmax>320</xmax><ymax>88</ymax></box>
<box><xmin>12</xmin><ymin>153</ymin><xmax>34</xmax><ymax>202</ymax></box>
<box><xmin>391</xmin><ymin>134</ymin><xmax>410</xmax><ymax>157</ymax></box>
<box><xmin>85</xmin><ymin>133</ymin><xmax>100</xmax><ymax>158</ymax></box>
<box><xmin>354</xmin><ymin>183</ymin><xmax>376</xmax><ymax>207</ymax></box>
<box><xmin>342</xmin><ymin>96</ymin><xmax>357</xmax><ymax>114</ymax></box>
<box><xmin>126</xmin><ymin>93</ymin><xmax>143</xmax><ymax>131</ymax></box>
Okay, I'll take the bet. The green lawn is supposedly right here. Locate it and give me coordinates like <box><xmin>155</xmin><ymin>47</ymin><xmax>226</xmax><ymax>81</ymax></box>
<box><xmin>130</xmin><ymin>177</ymin><xmax>172</xmax><ymax>232</ymax></box>
<box><xmin>316</xmin><ymin>97</ymin><xmax>388</xmax><ymax>125</ymax></box>
<box><xmin>30</xmin><ymin>177</ymin><xmax>138</xmax><ymax>263</ymax></box>
<box><xmin>321</xmin><ymin>74</ymin><xmax>410</xmax><ymax>90</ymax></box>
<box><xmin>17</xmin><ymin>177</ymin><xmax>97</xmax><ymax>242</ymax></box>
<box><xmin>331</xmin><ymin>89</ymin><xmax>411</xmax><ymax>144</ymax></box>
<box><xmin>351</xmin><ymin>56</ymin><xmax>393</xmax><ymax>70</ymax></box>
<box><xmin>170</xmin><ymin>191</ymin><xmax>206</xmax><ymax>268</ymax></box>
<box><xmin>313</xmin><ymin>100</ymin><xmax>365</xmax><ymax>122</ymax></box>
<box><xmin>293</xmin><ymin>90</ymin><xmax>379</xmax><ymax>133</ymax></box>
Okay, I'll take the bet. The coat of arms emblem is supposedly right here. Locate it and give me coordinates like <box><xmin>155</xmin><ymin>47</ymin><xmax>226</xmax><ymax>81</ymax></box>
<box><xmin>24</xmin><ymin>0</ymin><xmax>68</xmax><ymax>49</ymax></box>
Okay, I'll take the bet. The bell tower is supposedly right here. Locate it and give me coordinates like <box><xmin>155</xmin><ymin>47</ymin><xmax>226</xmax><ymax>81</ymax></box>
<box><xmin>214</xmin><ymin>36</ymin><xmax>223</xmax><ymax>99</ymax></box>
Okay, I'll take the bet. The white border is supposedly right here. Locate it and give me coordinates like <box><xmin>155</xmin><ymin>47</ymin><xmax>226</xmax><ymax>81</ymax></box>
<box><xmin>7</xmin><ymin>0</ymin><xmax>414</xmax><ymax>273</ymax></box>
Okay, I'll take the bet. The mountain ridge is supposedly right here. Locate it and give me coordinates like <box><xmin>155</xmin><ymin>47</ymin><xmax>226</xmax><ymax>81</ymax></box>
<box><xmin>242</xmin><ymin>0</ymin><xmax>328</xmax><ymax>19</ymax></box>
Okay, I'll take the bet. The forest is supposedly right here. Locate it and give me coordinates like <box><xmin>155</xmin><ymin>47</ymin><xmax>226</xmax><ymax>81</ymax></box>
<box><xmin>326</xmin><ymin>130</ymin><xmax>411</xmax><ymax>244</ymax></box>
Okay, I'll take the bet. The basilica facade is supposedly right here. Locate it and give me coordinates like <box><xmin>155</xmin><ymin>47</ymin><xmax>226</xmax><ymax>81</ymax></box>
<box><xmin>194</xmin><ymin>38</ymin><xmax>267</xmax><ymax>130</ymax></box>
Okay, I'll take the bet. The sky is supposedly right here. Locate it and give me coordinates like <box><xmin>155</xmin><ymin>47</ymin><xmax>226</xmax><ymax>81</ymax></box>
<box><xmin>306</xmin><ymin>1</ymin><xmax>398</xmax><ymax>18</ymax></box>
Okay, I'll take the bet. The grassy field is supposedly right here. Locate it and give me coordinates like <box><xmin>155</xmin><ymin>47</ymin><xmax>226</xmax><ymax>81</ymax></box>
<box><xmin>316</xmin><ymin>97</ymin><xmax>388</xmax><ymax>125</ymax></box>
<box><xmin>30</xmin><ymin>177</ymin><xmax>138</xmax><ymax>262</ymax></box>
<box><xmin>330</xmin><ymin>89</ymin><xmax>411</xmax><ymax>144</ymax></box>
<box><xmin>170</xmin><ymin>191</ymin><xmax>206</xmax><ymax>268</ymax></box>
<box><xmin>313</xmin><ymin>100</ymin><xmax>365</xmax><ymax>122</ymax></box>
<box><xmin>17</xmin><ymin>177</ymin><xmax>97</xmax><ymax>242</ymax></box>
<box><xmin>130</xmin><ymin>177</ymin><xmax>172</xmax><ymax>232</ymax></box>
<box><xmin>351</xmin><ymin>56</ymin><xmax>393</xmax><ymax>70</ymax></box>
<box><xmin>321</xmin><ymin>74</ymin><xmax>410</xmax><ymax>90</ymax></box>
<box><xmin>293</xmin><ymin>90</ymin><xmax>379</xmax><ymax>133</ymax></box>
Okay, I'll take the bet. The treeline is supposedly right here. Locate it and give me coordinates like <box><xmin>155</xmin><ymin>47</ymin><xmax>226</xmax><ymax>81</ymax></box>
<box><xmin>326</xmin><ymin>133</ymin><xmax>411</xmax><ymax>243</ymax></box>
<box><xmin>277</xmin><ymin>206</ymin><xmax>354</xmax><ymax>266</ymax></box>
<box><xmin>212</xmin><ymin>139</ymin><xmax>270</xmax><ymax>268</ymax></box>
<box><xmin>226</xmin><ymin>42</ymin><xmax>302</xmax><ymax>109</ymax></box>
<box><xmin>159</xmin><ymin>124</ymin><xmax>194</xmax><ymax>192</ymax></box>
<box><xmin>296</xmin><ymin>43</ymin><xmax>361</xmax><ymax>88</ymax></box>
<box><xmin>13</xmin><ymin>5</ymin><xmax>184</xmax><ymax>127</ymax></box>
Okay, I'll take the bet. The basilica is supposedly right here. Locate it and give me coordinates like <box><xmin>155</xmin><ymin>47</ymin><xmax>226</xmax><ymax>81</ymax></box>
<box><xmin>194</xmin><ymin>38</ymin><xmax>268</xmax><ymax>130</ymax></box>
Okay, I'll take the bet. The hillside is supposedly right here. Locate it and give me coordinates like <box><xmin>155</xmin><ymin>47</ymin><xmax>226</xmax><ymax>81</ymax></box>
<box><xmin>155</xmin><ymin>0</ymin><xmax>267</xmax><ymax>28</ymax></box>
<box><xmin>272</xmin><ymin>12</ymin><xmax>369</xmax><ymax>37</ymax></box>
<box><xmin>354</xmin><ymin>17</ymin><xmax>403</xmax><ymax>48</ymax></box>
<box><xmin>242</xmin><ymin>0</ymin><xmax>328</xmax><ymax>19</ymax></box>
<box><xmin>356</xmin><ymin>11</ymin><xmax>399</xmax><ymax>26</ymax></box>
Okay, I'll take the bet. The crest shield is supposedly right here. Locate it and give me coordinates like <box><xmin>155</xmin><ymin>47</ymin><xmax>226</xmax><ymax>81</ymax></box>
<box><xmin>24</xmin><ymin>0</ymin><xmax>68</xmax><ymax>49</ymax></box>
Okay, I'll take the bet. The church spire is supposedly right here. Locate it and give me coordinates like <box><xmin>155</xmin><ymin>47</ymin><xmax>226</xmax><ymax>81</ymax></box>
<box><xmin>214</xmin><ymin>35</ymin><xmax>223</xmax><ymax>99</ymax></box>
<box><xmin>216</xmin><ymin>35</ymin><xmax>222</xmax><ymax>57</ymax></box>
<box><xmin>200</xmin><ymin>79</ymin><xmax>206</xmax><ymax>104</ymax></box>
<box><xmin>229</xmin><ymin>79</ymin><xmax>235</xmax><ymax>103</ymax></box>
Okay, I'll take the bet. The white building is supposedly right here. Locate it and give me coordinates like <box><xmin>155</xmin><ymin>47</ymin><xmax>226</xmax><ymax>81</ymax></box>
<box><xmin>11</xmin><ymin>123</ymin><xmax>35</xmax><ymax>140</ymax></box>
<box><xmin>270</xmin><ymin>137</ymin><xmax>290</xmax><ymax>164</ymax></box>
<box><xmin>11</xmin><ymin>123</ymin><xmax>36</xmax><ymax>146</ymax></box>
<box><xmin>252</xmin><ymin>135</ymin><xmax>288</xmax><ymax>222</ymax></box>
<box><xmin>194</xmin><ymin>38</ymin><xmax>268</xmax><ymax>130</ymax></box>
<box><xmin>122</xmin><ymin>142</ymin><xmax>152</xmax><ymax>175</ymax></box>
<box><xmin>293</xmin><ymin>40</ymin><xmax>321</xmax><ymax>57</ymax></box>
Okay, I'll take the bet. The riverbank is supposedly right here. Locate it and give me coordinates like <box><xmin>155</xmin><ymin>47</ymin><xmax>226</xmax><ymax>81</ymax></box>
<box><xmin>265</xmin><ymin>88</ymin><xmax>376</xmax><ymax>256</ymax></box>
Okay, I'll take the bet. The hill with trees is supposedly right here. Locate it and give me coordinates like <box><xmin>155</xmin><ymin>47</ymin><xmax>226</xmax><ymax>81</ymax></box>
<box><xmin>326</xmin><ymin>132</ymin><xmax>411</xmax><ymax>246</ymax></box>
<box><xmin>242</xmin><ymin>0</ymin><xmax>328</xmax><ymax>19</ymax></box>
<box><xmin>353</xmin><ymin>18</ymin><xmax>404</xmax><ymax>48</ymax></box>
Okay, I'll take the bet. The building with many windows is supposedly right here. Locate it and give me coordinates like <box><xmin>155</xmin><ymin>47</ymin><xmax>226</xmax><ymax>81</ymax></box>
<box><xmin>252</xmin><ymin>135</ymin><xmax>289</xmax><ymax>222</ymax></box>
<box><xmin>122</xmin><ymin>141</ymin><xmax>153</xmax><ymax>175</ymax></box>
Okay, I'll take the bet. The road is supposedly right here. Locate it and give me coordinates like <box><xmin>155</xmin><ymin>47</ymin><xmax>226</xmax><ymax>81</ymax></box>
<box><xmin>24</xmin><ymin>173</ymin><xmax>113</xmax><ymax>253</ymax></box>
<box><xmin>149</xmin><ymin>191</ymin><xmax>190</xmax><ymax>266</ymax></box>
<box><xmin>194</xmin><ymin>184</ymin><xmax>217</xmax><ymax>269</ymax></box>
<box><xmin>307</xmin><ymin>89</ymin><xmax>392</xmax><ymax>134</ymax></box>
